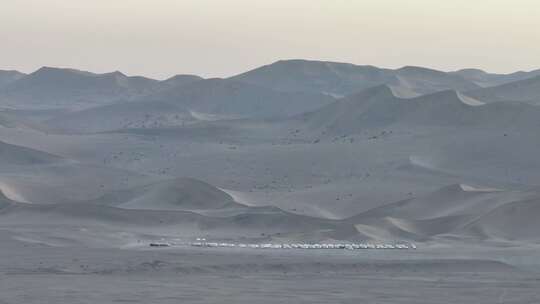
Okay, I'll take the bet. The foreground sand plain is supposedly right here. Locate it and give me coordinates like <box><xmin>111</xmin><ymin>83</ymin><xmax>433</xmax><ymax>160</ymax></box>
<box><xmin>1</xmin><ymin>231</ymin><xmax>539</xmax><ymax>304</ymax></box>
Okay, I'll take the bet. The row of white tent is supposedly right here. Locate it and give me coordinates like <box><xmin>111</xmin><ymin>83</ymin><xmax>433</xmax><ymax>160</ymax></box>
<box><xmin>190</xmin><ymin>242</ymin><xmax>416</xmax><ymax>250</ymax></box>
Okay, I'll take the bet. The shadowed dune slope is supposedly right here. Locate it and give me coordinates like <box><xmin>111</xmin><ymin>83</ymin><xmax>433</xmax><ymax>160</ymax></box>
<box><xmin>0</xmin><ymin>190</ymin><xmax>15</xmax><ymax>209</ymax></box>
<box><xmin>0</xmin><ymin>140</ymin><xmax>62</xmax><ymax>166</ymax></box>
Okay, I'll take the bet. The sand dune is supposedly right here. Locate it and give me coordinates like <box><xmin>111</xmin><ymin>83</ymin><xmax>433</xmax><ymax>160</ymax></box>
<box><xmin>347</xmin><ymin>184</ymin><xmax>540</xmax><ymax>242</ymax></box>
<box><xmin>353</xmin><ymin>215</ymin><xmax>471</xmax><ymax>241</ymax></box>
<box><xmin>465</xmin><ymin>76</ymin><xmax>540</xmax><ymax>105</ymax></box>
<box><xmin>389</xmin><ymin>66</ymin><xmax>480</xmax><ymax>97</ymax></box>
<box><xmin>300</xmin><ymin>85</ymin><xmax>540</xmax><ymax>134</ymax></box>
<box><xmin>0</xmin><ymin>181</ymin><xmax>30</xmax><ymax>203</ymax></box>
<box><xmin>41</xmin><ymin>98</ymin><xmax>197</xmax><ymax>133</ymax></box>
<box><xmin>461</xmin><ymin>198</ymin><xmax>540</xmax><ymax>241</ymax></box>
<box><xmin>0</xmin><ymin>189</ymin><xmax>15</xmax><ymax>209</ymax></box>
<box><xmin>0</xmin><ymin>139</ymin><xmax>156</xmax><ymax>204</ymax></box>
<box><xmin>0</xmin><ymin>200</ymin><xmax>353</xmax><ymax>241</ymax></box>
<box><xmin>453</xmin><ymin>68</ymin><xmax>540</xmax><ymax>87</ymax></box>
<box><xmin>456</xmin><ymin>91</ymin><xmax>485</xmax><ymax>106</ymax></box>
<box><xmin>0</xmin><ymin>140</ymin><xmax>62</xmax><ymax>166</ymax></box>
<box><xmin>231</xmin><ymin>59</ymin><xmax>394</xmax><ymax>96</ymax></box>
<box><xmin>0</xmin><ymin>70</ymin><xmax>26</xmax><ymax>89</ymax></box>
<box><xmin>0</xmin><ymin>67</ymin><xmax>160</xmax><ymax>109</ymax></box>
<box><xmin>89</xmin><ymin>178</ymin><xmax>239</xmax><ymax>211</ymax></box>
<box><xmin>231</xmin><ymin>59</ymin><xmax>480</xmax><ymax>97</ymax></box>
<box><xmin>0</xmin><ymin>170</ymin><xmax>354</xmax><ymax>241</ymax></box>
<box><xmin>1</xmin><ymin>62</ymin><xmax>540</xmax><ymax>246</ymax></box>
<box><xmin>375</xmin><ymin>184</ymin><xmax>531</xmax><ymax>220</ymax></box>
<box><xmin>0</xmin><ymin>162</ymin><xmax>156</xmax><ymax>204</ymax></box>
<box><xmin>159</xmin><ymin>74</ymin><xmax>204</xmax><ymax>88</ymax></box>
<box><xmin>0</xmin><ymin>111</ymin><xmax>33</xmax><ymax>129</ymax></box>
<box><xmin>137</xmin><ymin>78</ymin><xmax>335</xmax><ymax>118</ymax></box>
<box><xmin>40</xmin><ymin>78</ymin><xmax>334</xmax><ymax>133</ymax></box>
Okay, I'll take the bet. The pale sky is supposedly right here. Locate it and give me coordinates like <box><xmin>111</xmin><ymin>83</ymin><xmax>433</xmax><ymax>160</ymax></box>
<box><xmin>1</xmin><ymin>0</ymin><xmax>539</xmax><ymax>79</ymax></box>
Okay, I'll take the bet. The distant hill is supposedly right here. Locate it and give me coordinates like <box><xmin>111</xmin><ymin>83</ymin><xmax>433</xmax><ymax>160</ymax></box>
<box><xmin>452</xmin><ymin>68</ymin><xmax>540</xmax><ymax>87</ymax></box>
<box><xmin>231</xmin><ymin>59</ymin><xmax>393</xmax><ymax>96</ymax></box>
<box><xmin>464</xmin><ymin>76</ymin><xmax>540</xmax><ymax>105</ymax></box>
<box><xmin>231</xmin><ymin>59</ymin><xmax>480</xmax><ymax>97</ymax></box>
<box><xmin>0</xmin><ymin>67</ymin><xmax>160</xmax><ymax>109</ymax></box>
<box><xmin>159</xmin><ymin>74</ymin><xmax>204</xmax><ymax>89</ymax></box>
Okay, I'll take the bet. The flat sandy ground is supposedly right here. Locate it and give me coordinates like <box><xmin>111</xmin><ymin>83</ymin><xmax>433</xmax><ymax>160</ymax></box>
<box><xmin>1</xmin><ymin>233</ymin><xmax>539</xmax><ymax>304</ymax></box>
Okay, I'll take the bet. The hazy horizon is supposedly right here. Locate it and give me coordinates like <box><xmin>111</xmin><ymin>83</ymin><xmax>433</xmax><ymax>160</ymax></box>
<box><xmin>2</xmin><ymin>0</ymin><xmax>540</xmax><ymax>79</ymax></box>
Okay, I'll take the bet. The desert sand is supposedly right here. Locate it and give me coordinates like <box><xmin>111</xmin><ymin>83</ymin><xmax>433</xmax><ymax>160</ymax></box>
<box><xmin>1</xmin><ymin>60</ymin><xmax>540</xmax><ymax>303</ymax></box>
